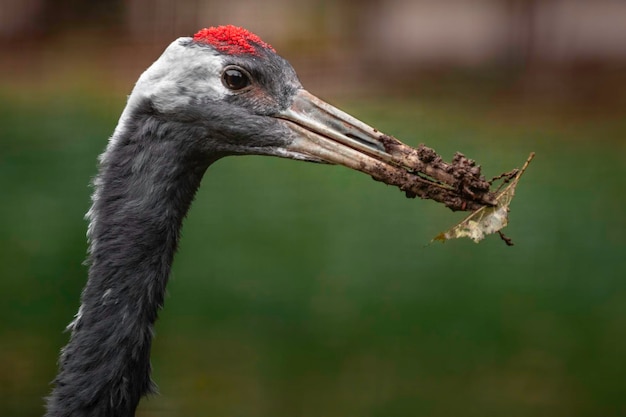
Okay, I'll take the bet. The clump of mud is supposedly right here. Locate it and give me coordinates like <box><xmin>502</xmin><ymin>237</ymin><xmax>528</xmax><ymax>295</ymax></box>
<box><xmin>372</xmin><ymin>135</ymin><xmax>499</xmax><ymax>212</ymax></box>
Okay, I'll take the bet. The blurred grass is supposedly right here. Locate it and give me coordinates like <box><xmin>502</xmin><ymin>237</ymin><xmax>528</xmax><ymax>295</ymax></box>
<box><xmin>0</xmin><ymin>89</ymin><xmax>625</xmax><ymax>417</ymax></box>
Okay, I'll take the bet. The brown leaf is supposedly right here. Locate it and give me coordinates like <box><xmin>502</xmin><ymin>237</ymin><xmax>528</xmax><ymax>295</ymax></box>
<box><xmin>433</xmin><ymin>153</ymin><xmax>535</xmax><ymax>245</ymax></box>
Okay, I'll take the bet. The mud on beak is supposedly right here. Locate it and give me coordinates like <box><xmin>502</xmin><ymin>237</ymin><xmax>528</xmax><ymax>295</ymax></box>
<box><xmin>275</xmin><ymin>89</ymin><xmax>496</xmax><ymax>211</ymax></box>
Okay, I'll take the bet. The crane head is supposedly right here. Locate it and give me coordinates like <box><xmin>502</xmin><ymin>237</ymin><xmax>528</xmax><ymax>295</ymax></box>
<box><xmin>113</xmin><ymin>25</ymin><xmax>492</xmax><ymax>209</ymax></box>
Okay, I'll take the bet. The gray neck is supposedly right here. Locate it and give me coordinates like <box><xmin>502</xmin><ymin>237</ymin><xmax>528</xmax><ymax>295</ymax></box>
<box><xmin>45</xmin><ymin>105</ymin><xmax>211</xmax><ymax>417</ymax></box>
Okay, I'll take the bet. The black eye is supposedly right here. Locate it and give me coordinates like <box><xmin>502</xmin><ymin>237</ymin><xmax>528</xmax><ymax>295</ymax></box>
<box><xmin>222</xmin><ymin>67</ymin><xmax>251</xmax><ymax>90</ymax></box>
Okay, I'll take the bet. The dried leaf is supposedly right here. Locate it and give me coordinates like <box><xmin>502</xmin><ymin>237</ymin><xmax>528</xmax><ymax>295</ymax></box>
<box><xmin>433</xmin><ymin>152</ymin><xmax>535</xmax><ymax>245</ymax></box>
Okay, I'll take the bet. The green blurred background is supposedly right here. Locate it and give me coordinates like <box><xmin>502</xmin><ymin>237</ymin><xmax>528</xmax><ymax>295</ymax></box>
<box><xmin>1</xmin><ymin>1</ymin><xmax>625</xmax><ymax>416</ymax></box>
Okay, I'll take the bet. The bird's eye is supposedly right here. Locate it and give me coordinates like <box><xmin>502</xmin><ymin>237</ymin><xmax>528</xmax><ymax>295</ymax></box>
<box><xmin>222</xmin><ymin>67</ymin><xmax>251</xmax><ymax>91</ymax></box>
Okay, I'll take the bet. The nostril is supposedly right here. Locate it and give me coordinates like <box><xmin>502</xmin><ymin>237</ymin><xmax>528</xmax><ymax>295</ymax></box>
<box><xmin>345</xmin><ymin>133</ymin><xmax>385</xmax><ymax>152</ymax></box>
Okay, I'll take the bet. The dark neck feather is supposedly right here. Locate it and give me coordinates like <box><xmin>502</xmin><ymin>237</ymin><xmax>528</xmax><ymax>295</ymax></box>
<box><xmin>46</xmin><ymin>104</ymin><xmax>211</xmax><ymax>417</ymax></box>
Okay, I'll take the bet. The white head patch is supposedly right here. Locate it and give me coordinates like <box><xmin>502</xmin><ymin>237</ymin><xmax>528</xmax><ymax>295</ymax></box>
<box><xmin>115</xmin><ymin>38</ymin><xmax>228</xmax><ymax>137</ymax></box>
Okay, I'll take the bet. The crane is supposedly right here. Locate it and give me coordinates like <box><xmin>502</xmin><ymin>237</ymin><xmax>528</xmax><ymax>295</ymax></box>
<box><xmin>44</xmin><ymin>25</ymin><xmax>452</xmax><ymax>417</ymax></box>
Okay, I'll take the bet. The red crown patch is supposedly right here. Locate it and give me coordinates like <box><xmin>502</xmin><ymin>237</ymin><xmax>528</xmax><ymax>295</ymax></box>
<box><xmin>193</xmin><ymin>25</ymin><xmax>275</xmax><ymax>55</ymax></box>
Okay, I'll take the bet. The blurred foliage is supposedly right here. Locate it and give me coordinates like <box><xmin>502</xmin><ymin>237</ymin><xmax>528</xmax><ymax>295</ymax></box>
<box><xmin>0</xmin><ymin>86</ymin><xmax>625</xmax><ymax>417</ymax></box>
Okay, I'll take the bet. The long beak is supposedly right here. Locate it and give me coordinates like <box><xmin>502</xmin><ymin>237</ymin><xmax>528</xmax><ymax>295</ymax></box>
<box><xmin>276</xmin><ymin>89</ymin><xmax>495</xmax><ymax>211</ymax></box>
